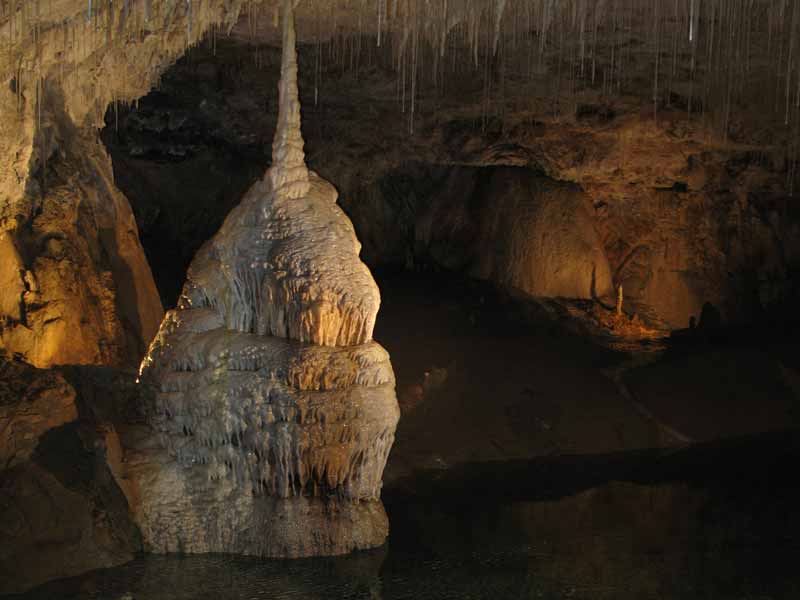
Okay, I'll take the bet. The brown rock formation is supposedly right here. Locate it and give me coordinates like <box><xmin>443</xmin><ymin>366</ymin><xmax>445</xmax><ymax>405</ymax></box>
<box><xmin>417</xmin><ymin>167</ymin><xmax>614</xmax><ymax>301</ymax></box>
<box><xmin>0</xmin><ymin>356</ymin><xmax>141</xmax><ymax>594</ymax></box>
<box><xmin>0</xmin><ymin>0</ymin><xmax>269</xmax><ymax>367</ymax></box>
<box><xmin>0</xmin><ymin>356</ymin><xmax>77</xmax><ymax>468</ymax></box>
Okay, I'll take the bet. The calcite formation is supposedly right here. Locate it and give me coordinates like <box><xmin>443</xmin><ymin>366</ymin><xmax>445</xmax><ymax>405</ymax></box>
<box><xmin>179</xmin><ymin>168</ymin><xmax>380</xmax><ymax>348</ymax></box>
<box><xmin>133</xmin><ymin>0</ymin><xmax>399</xmax><ymax>557</ymax></box>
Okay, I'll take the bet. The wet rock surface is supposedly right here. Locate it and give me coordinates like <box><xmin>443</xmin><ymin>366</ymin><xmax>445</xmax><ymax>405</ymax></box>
<box><xmin>0</xmin><ymin>356</ymin><xmax>141</xmax><ymax>595</ymax></box>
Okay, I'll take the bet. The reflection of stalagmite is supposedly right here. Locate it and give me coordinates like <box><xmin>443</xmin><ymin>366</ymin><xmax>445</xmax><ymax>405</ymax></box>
<box><xmin>131</xmin><ymin>0</ymin><xmax>399</xmax><ymax>557</ymax></box>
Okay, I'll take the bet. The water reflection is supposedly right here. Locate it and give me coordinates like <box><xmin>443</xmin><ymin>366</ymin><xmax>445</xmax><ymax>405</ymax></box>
<box><xmin>14</xmin><ymin>431</ymin><xmax>800</xmax><ymax>600</ymax></box>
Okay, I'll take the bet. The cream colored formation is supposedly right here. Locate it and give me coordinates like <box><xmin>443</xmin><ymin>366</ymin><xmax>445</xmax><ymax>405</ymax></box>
<box><xmin>133</xmin><ymin>0</ymin><xmax>399</xmax><ymax>557</ymax></box>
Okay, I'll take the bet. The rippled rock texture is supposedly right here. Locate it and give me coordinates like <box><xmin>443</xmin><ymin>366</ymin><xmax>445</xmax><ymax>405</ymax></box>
<box><xmin>131</xmin><ymin>295</ymin><xmax>398</xmax><ymax>556</ymax></box>
<box><xmin>416</xmin><ymin>167</ymin><xmax>614</xmax><ymax>301</ymax></box>
<box><xmin>178</xmin><ymin>170</ymin><xmax>380</xmax><ymax>348</ymax></box>
<box><xmin>132</xmin><ymin>0</ymin><xmax>399</xmax><ymax>558</ymax></box>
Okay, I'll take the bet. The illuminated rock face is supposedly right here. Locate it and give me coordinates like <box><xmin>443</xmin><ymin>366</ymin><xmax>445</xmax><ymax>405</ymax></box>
<box><xmin>180</xmin><ymin>170</ymin><xmax>380</xmax><ymax>348</ymax></box>
<box><xmin>419</xmin><ymin>167</ymin><xmax>614</xmax><ymax>302</ymax></box>
<box><xmin>0</xmin><ymin>139</ymin><xmax>163</xmax><ymax>367</ymax></box>
<box><xmin>0</xmin><ymin>0</ymin><xmax>248</xmax><ymax>367</ymax></box>
<box><xmin>133</xmin><ymin>0</ymin><xmax>398</xmax><ymax>557</ymax></box>
<box><xmin>471</xmin><ymin>169</ymin><xmax>614</xmax><ymax>301</ymax></box>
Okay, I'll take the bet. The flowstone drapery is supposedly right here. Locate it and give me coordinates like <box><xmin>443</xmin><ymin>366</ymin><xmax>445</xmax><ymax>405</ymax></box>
<box><xmin>132</xmin><ymin>0</ymin><xmax>399</xmax><ymax>557</ymax></box>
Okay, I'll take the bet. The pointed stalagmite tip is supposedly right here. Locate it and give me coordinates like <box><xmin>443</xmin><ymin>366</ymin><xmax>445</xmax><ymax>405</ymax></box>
<box><xmin>269</xmin><ymin>0</ymin><xmax>310</xmax><ymax>199</ymax></box>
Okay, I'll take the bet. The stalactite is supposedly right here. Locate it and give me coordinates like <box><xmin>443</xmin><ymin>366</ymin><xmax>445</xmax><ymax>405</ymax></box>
<box><xmin>493</xmin><ymin>0</ymin><xmax>506</xmax><ymax>56</ymax></box>
<box><xmin>2</xmin><ymin>0</ymin><xmax>799</xmax><ymax>198</ymax></box>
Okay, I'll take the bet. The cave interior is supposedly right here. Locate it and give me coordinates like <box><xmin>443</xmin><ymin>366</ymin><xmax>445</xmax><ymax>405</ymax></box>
<box><xmin>1</xmin><ymin>1</ymin><xmax>800</xmax><ymax>598</ymax></box>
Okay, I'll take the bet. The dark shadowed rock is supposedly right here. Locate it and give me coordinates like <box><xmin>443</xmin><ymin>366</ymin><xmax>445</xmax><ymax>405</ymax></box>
<box><xmin>0</xmin><ymin>357</ymin><xmax>140</xmax><ymax>595</ymax></box>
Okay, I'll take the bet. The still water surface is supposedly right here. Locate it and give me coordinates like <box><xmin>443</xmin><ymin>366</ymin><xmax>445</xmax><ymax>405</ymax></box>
<box><xmin>14</xmin><ymin>431</ymin><xmax>800</xmax><ymax>600</ymax></box>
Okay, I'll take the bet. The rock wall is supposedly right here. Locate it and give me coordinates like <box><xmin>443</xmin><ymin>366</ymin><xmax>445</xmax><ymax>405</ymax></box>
<box><xmin>0</xmin><ymin>0</ymin><xmax>267</xmax><ymax>366</ymax></box>
<box><xmin>0</xmin><ymin>130</ymin><xmax>163</xmax><ymax>366</ymax></box>
<box><xmin>416</xmin><ymin>167</ymin><xmax>615</xmax><ymax>301</ymax></box>
<box><xmin>0</xmin><ymin>356</ymin><xmax>141</xmax><ymax>595</ymax></box>
<box><xmin>101</xmin><ymin>31</ymin><xmax>800</xmax><ymax>332</ymax></box>
<box><xmin>382</xmin><ymin>162</ymin><xmax>796</xmax><ymax>329</ymax></box>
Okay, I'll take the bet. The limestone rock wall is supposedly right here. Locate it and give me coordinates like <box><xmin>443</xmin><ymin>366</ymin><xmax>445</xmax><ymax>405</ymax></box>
<box><xmin>415</xmin><ymin>167</ymin><xmax>614</xmax><ymax>301</ymax></box>
<box><xmin>0</xmin><ymin>0</ymin><xmax>263</xmax><ymax>366</ymax></box>
<box><xmin>0</xmin><ymin>131</ymin><xmax>163</xmax><ymax>366</ymax></box>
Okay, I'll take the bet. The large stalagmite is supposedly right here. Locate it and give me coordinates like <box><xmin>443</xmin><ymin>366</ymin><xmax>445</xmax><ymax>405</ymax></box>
<box><xmin>131</xmin><ymin>0</ymin><xmax>399</xmax><ymax>557</ymax></box>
